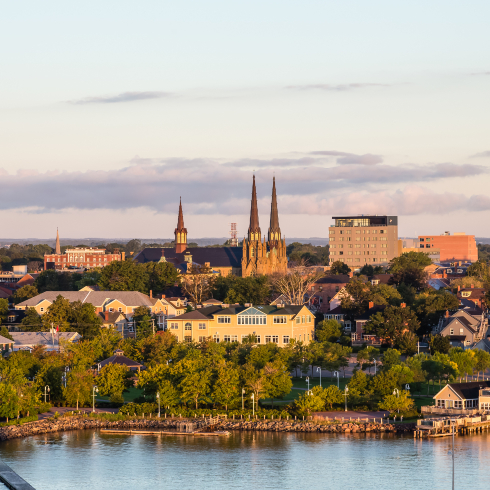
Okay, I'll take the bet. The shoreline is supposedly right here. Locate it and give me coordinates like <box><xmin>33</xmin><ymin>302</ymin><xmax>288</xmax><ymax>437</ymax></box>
<box><xmin>0</xmin><ymin>416</ymin><xmax>415</xmax><ymax>443</ymax></box>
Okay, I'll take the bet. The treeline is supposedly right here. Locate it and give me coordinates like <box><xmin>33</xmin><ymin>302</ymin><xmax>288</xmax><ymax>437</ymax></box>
<box><xmin>0</xmin><ymin>244</ymin><xmax>52</xmax><ymax>271</ymax></box>
<box><xmin>286</xmin><ymin>242</ymin><xmax>329</xmax><ymax>265</ymax></box>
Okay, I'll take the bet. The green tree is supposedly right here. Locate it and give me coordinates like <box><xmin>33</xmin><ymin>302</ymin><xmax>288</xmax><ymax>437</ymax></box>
<box><xmin>378</xmin><ymin>390</ymin><xmax>414</xmax><ymax>414</ymax></box>
<box><xmin>42</xmin><ymin>295</ymin><xmax>72</xmax><ymax>331</ymax></box>
<box><xmin>449</xmin><ymin>348</ymin><xmax>475</xmax><ymax>382</ymax></box>
<box><xmin>97</xmin><ymin>363</ymin><xmax>129</xmax><ymax>403</ymax></box>
<box><xmin>213</xmin><ymin>361</ymin><xmax>241</xmax><ymax>410</ymax></box>
<box><xmin>466</xmin><ymin>260</ymin><xmax>489</xmax><ymax>282</ymax></box>
<box><xmin>63</xmin><ymin>369</ymin><xmax>94</xmax><ymax>409</ymax></box>
<box><xmin>219</xmin><ymin>276</ymin><xmax>271</xmax><ymax>305</ymax></box>
<box><xmin>177</xmin><ymin>358</ymin><xmax>212</xmax><ymax>409</ymax></box>
<box><xmin>321</xmin><ymin>385</ymin><xmax>343</xmax><ymax>409</ymax></box>
<box><xmin>371</xmin><ymin>284</ymin><xmax>402</xmax><ymax>306</ymax></box>
<box><xmin>0</xmin><ymin>382</ymin><xmax>20</xmax><ymax>422</ymax></box>
<box><xmin>133</xmin><ymin>306</ymin><xmax>154</xmax><ymax>339</ymax></box>
<box><xmin>357</xmin><ymin>346</ymin><xmax>380</xmax><ymax>373</ymax></box>
<box><xmin>429</xmin><ymin>334</ymin><xmax>451</xmax><ymax>354</ymax></box>
<box><xmin>0</xmin><ymin>326</ymin><xmax>13</xmax><ymax>341</ymax></box>
<box><xmin>474</xmin><ymin>349</ymin><xmax>490</xmax><ymax>381</ymax></box>
<box><xmin>330</xmin><ymin>261</ymin><xmax>351</xmax><ymax>275</ymax></box>
<box><xmin>12</xmin><ymin>285</ymin><xmax>39</xmax><ymax>305</ymax></box>
<box><xmin>0</xmin><ymin>298</ymin><xmax>8</xmax><ymax>324</ymax></box>
<box><xmin>364</xmin><ymin>305</ymin><xmax>420</xmax><ymax>347</ymax></box>
<box><xmin>21</xmin><ymin>307</ymin><xmax>43</xmax><ymax>332</ymax></box>
<box><xmin>340</xmin><ymin>277</ymin><xmax>372</xmax><ymax>320</ymax></box>
<box><xmin>69</xmin><ymin>301</ymin><xmax>102</xmax><ymax>340</ymax></box>
<box><xmin>144</xmin><ymin>262</ymin><xmax>179</xmax><ymax>294</ymax></box>
<box><xmin>34</xmin><ymin>270</ymin><xmax>76</xmax><ymax>292</ymax></box>
<box><xmin>262</xmin><ymin>360</ymin><xmax>292</xmax><ymax>407</ymax></box>
<box><xmin>98</xmin><ymin>261</ymin><xmax>149</xmax><ymax>293</ymax></box>
<box><xmin>397</xmin><ymin>331</ymin><xmax>418</xmax><ymax>356</ymax></box>
<box><xmin>414</xmin><ymin>291</ymin><xmax>459</xmax><ymax>335</ymax></box>
<box><xmin>75</xmin><ymin>269</ymin><xmax>102</xmax><ymax>290</ymax></box>
<box><xmin>315</xmin><ymin>319</ymin><xmax>342</xmax><ymax>343</ymax></box>
<box><xmin>293</xmin><ymin>390</ymin><xmax>324</xmax><ymax>416</ymax></box>
<box><xmin>381</xmin><ymin>349</ymin><xmax>402</xmax><ymax>370</ymax></box>
<box><xmin>388</xmin><ymin>252</ymin><xmax>431</xmax><ymax>289</ymax></box>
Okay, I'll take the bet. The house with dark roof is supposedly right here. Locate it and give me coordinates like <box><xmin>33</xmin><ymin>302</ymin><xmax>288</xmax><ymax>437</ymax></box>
<box><xmin>168</xmin><ymin>304</ymin><xmax>314</xmax><ymax>346</ymax></box>
<box><xmin>457</xmin><ymin>287</ymin><xmax>486</xmax><ymax>309</ymax></box>
<box><xmin>433</xmin><ymin>307</ymin><xmax>487</xmax><ymax>347</ymax></box>
<box><xmin>423</xmin><ymin>381</ymin><xmax>490</xmax><ymax>415</ymax></box>
<box><xmin>0</xmin><ymin>334</ymin><xmax>14</xmax><ymax>353</ymax></box>
<box><xmin>97</xmin><ymin>349</ymin><xmax>144</xmax><ymax>372</ymax></box>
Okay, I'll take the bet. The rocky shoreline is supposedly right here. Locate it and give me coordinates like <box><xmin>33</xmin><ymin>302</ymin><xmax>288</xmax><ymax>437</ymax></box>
<box><xmin>0</xmin><ymin>416</ymin><xmax>415</xmax><ymax>442</ymax></box>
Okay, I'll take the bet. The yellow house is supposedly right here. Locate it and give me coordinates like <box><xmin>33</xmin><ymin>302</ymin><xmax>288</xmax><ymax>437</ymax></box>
<box><xmin>168</xmin><ymin>304</ymin><xmax>314</xmax><ymax>345</ymax></box>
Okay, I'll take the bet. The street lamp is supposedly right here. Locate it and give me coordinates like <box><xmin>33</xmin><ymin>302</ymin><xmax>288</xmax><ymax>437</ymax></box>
<box><xmin>242</xmin><ymin>388</ymin><xmax>246</xmax><ymax>410</ymax></box>
<box><xmin>44</xmin><ymin>385</ymin><xmax>50</xmax><ymax>403</ymax></box>
<box><xmin>393</xmin><ymin>388</ymin><xmax>400</xmax><ymax>413</ymax></box>
<box><xmin>374</xmin><ymin>359</ymin><xmax>377</xmax><ymax>375</ymax></box>
<box><xmin>251</xmin><ymin>394</ymin><xmax>255</xmax><ymax>416</ymax></box>
<box><xmin>344</xmin><ymin>386</ymin><xmax>349</xmax><ymax>412</ymax></box>
<box><xmin>333</xmin><ymin>371</ymin><xmax>339</xmax><ymax>389</ymax></box>
<box><xmin>156</xmin><ymin>391</ymin><xmax>161</xmax><ymax>418</ymax></box>
<box><xmin>306</xmin><ymin>376</ymin><xmax>310</xmax><ymax>392</ymax></box>
<box><xmin>92</xmin><ymin>386</ymin><xmax>99</xmax><ymax>413</ymax></box>
<box><xmin>316</xmin><ymin>367</ymin><xmax>322</xmax><ymax>387</ymax></box>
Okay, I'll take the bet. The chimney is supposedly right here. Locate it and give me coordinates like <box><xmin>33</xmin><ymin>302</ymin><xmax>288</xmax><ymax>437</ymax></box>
<box><xmin>368</xmin><ymin>301</ymin><xmax>374</xmax><ymax>309</ymax></box>
<box><xmin>150</xmin><ymin>290</ymin><xmax>153</xmax><ymax>299</ymax></box>
<box><xmin>348</xmin><ymin>271</ymin><xmax>354</xmax><ymax>278</ymax></box>
<box><xmin>471</xmin><ymin>284</ymin><xmax>474</xmax><ymax>289</ymax></box>
<box><xmin>400</xmin><ymin>303</ymin><xmax>406</xmax><ymax>308</ymax></box>
<box><xmin>205</xmin><ymin>262</ymin><xmax>210</xmax><ymax>268</ymax></box>
<box><xmin>162</xmin><ymin>294</ymin><xmax>166</xmax><ymax>299</ymax></box>
<box><xmin>445</xmin><ymin>310</ymin><xmax>449</xmax><ymax>318</ymax></box>
<box><xmin>457</xmin><ymin>286</ymin><xmax>460</xmax><ymax>291</ymax></box>
<box><xmin>121</xmin><ymin>252</ymin><xmax>125</xmax><ymax>261</ymax></box>
<box><xmin>105</xmin><ymin>311</ymin><xmax>109</xmax><ymax>322</ymax></box>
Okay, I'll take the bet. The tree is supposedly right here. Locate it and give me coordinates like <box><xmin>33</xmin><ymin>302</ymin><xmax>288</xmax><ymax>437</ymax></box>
<box><xmin>98</xmin><ymin>261</ymin><xmax>148</xmax><ymax>293</ymax></box>
<box><xmin>397</xmin><ymin>331</ymin><xmax>418</xmax><ymax>356</ymax></box>
<box><xmin>220</xmin><ymin>276</ymin><xmax>271</xmax><ymax>305</ymax></box>
<box><xmin>213</xmin><ymin>361</ymin><xmax>241</xmax><ymax>410</ymax></box>
<box><xmin>356</xmin><ymin>346</ymin><xmax>379</xmax><ymax>373</ymax></box>
<box><xmin>69</xmin><ymin>301</ymin><xmax>102</xmax><ymax>340</ymax></box>
<box><xmin>133</xmin><ymin>306</ymin><xmax>154</xmax><ymax>339</ymax></box>
<box><xmin>449</xmin><ymin>348</ymin><xmax>475</xmax><ymax>382</ymax></box>
<box><xmin>64</xmin><ymin>369</ymin><xmax>94</xmax><ymax>409</ymax></box>
<box><xmin>466</xmin><ymin>260</ymin><xmax>489</xmax><ymax>282</ymax></box>
<box><xmin>262</xmin><ymin>360</ymin><xmax>292</xmax><ymax>407</ymax></box>
<box><xmin>293</xmin><ymin>390</ymin><xmax>324</xmax><ymax>416</ymax></box>
<box><xmin>181</xmin><ymin>264</ymin><xmax>216</xmax><ymax>305</ymax></box>
<box><xmin>358</xmin><ymin>264</ymin><xmax>384</xmax><ymax>276</ymax></box>
<box><xmin>330</xmin><ymin>261</ymin><xmax>351</xmax><ymax>275</ymax></box>
<box><xmin>321</xmin><ymin>385</ymin><xmax>343</xmax><ymax>409</ymax></box>
<box><xmin>271</xmin><ymin>261</ymin><xmax>324</xmax><ymax>305</ymax></box>
<box><xmin>0</xmin><ymin>382</ymin><xmax>20</xmax><ymax>422</ymax></box>
<box><xmin>429</xmin><ymin>334</ymin><xmax>451</xmax><ymax>354</ymax></box>
<box><xmin>75</xmin><ymin>269</ymin><xmax>102</xmax><ymax>290</ymax></box>
<box><xmin>0</xmin><ymin>326</ymin><xmax>13</xmax><ymax>341</ymax></box>
<box><xmin>381</xmin><ymin>349</ymin><xmax>402</xmax><ymax>371</ymax></box>
<box><xmin>97</xmin><ymin>363</ymin><xmax>129</xmax><ymax>403</ymax></box>
<box><xmin>474</xmin><ymin>349</ymin><xmax>490</xmax><ymax>381</ymax></box>
<box><xmin>0</xmin><ymin>299</ymin><xmax>8</xmax><ymax>324</ymax></box>
<box><xmin>388</xmin><ymin>252</ymin><xmax>431</xmax><ymax>289</ymax></box>
<box><xmin>371</xmin><ymin>284</ymin><xmax>402</xmax><ymax>306</ymax></box>
<box><xmin>34</xmin><ymin>270</ymin><xmax>76</xmax><ymax>292</ymax></box>
<box><xmin>414</xmin><ymin>290</ymin><xmax>459</xmax><ymax>335</ymax></box>
<box><xmin>315</xmin><ymin>319</ymin><xmax>342</xmax><ymax>343</ymax></box>
<box><xmin>364</xmin><ymin>305</ymin><xmax>420</xmax><ymax>347</ymax></box>
<box><xmin>42</xmin><ymin>295</ymin><xmax>71</xmax><ymax>331</ymax></box>
<box><xmin>12</xmin><ymin>285</ymin><xmax>39</xmax><ymax>305</ymax></box>
<box><xmin>177</xmin><ymin>358</ymin><xmax>212</xmax><ymax>409</ymax></box>
<box><xmin>21</xmin><ymin>308</ymin><xmax>43</xmax><ymax>332</ymax></box>
<box><xmin>144</xmin><ymin>262</ymin><xmax>179</xmax><ymax>294</ymax></box>
<box><xmin>339</xmin><ymin>277</ymin><xmax>372</xmax><ymax>320</ymax></box>
<box><xmin>378</xmin><ymin>390</ymin><xmax>414</xmax><ymax>414</ymax></box>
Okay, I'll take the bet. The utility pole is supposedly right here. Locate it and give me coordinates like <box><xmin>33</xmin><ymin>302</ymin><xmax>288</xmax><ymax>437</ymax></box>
<box><xmin>152</xmin><ymin>318</ymin><xmax>155</xmax><ymax>336</ymax></box>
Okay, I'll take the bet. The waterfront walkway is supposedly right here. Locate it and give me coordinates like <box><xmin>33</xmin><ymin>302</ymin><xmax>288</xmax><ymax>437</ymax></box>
<box><xmin>314</xmin><ymin>411</ymin><xmax>389</xmax><ymax>420</ymax></box>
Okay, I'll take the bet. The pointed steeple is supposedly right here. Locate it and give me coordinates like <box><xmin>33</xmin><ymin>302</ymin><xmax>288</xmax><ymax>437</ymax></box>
<box><xmin>174</xmin><ymin>197</ymin><xmax>188</xmax><ymax>253</ymax></box>
<box><xmin>248</xmin><ymin>175</ymin><xmax>261</xmax><ymax>241</ymax></box>
<box><xmin>268</xmin><ymin>177</ymin><xmax>281</xmax><ymax>248</ymax></box>
<box><xmin>55</xmin><ymin>228</ymin><xmax>61</xmax><ymax>255</ymax></box>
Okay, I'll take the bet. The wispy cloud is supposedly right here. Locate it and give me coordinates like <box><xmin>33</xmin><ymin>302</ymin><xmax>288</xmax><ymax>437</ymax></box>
<box><xmin>68</xmin><ymin>91</ymin><xmax>174</xmax><ymax>104</ymax></box>
<box><xmin>310</xmin><ymin>151</ymin><xmax>383</xmax><ymax>165</ymax></box>
<box><xmin>470</xmin><ymin>150</ymin><xmax>490</xmax><ymax>158</ymax></box>
<box><xmin>0</xmin><ymin>155</ymin><xmax>485</xmax><ymax>216</ymax></box>
<box><xmin>470</xmin><ymin>72</ymin><xmax>490</xmax><ymax>76</ymax></box>
<box><xmin>285</xmin><ymin>83</ymin><xmax>390</xmax><ymax>91</ymax></box>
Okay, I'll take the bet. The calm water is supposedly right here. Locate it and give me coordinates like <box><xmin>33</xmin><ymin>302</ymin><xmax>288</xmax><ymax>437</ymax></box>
<box><xmin>0</xmin><ymin>430</ymin><xmax>489</xmax><ymax>490</ymax></box>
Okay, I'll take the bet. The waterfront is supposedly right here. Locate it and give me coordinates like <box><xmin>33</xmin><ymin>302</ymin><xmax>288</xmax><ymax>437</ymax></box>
<box><xmin>1</xmin><ymin>431</ymin><xmax>490</xmax><ymax>490</ymax></box>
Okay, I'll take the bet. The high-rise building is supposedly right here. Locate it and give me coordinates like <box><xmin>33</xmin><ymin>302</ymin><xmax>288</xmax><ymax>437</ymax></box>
<box><xmin>329</xmin><ymin>215</ymin><xmax>398</xmax><ymax>267</ymax></box>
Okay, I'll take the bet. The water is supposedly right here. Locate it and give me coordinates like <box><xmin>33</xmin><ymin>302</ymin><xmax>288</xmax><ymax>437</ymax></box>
<box><xmin>0</xmin><ymin>430</ymin><xmax>489</xmax><ymax>490</ymax></box>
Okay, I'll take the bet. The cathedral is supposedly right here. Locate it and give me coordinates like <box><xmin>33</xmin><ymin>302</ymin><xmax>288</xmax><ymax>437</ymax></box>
<box><xmin>134</xmin><ymin>176</ymin><xmax>288</xmax><ymax>277</ymax></box>
<box><xmin>241</xmin><ymin>176</ymin><xmax>288</xmax><ymax>276</ymax></box>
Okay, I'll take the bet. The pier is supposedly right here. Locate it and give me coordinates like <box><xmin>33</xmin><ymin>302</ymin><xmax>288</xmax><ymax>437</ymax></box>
<box><xmin>414</xmin><ymin>414</ymin><xmax>490</xmax><ymax>438</ymax></box>
<box><xmin>0</xmin><ymin>461</ymin><xmax>36</xmax><ymax>490</ymax></box>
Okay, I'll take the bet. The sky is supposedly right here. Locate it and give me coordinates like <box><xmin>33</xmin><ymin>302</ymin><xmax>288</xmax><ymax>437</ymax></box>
<box><xmin>1</xmin><ymin>0</ymin><xmax>490</xmax><ymax>240</ymax></box>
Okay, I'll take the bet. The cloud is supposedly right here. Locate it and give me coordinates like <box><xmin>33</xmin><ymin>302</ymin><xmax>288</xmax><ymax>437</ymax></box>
<box><xmin>0</xmin><ymin>156</ymin><xmax>485</xmax><ymax>217</ymax></box>
<box><xmin>470</xmin><ymin>151</ymin><xmax>490</xmax><ymax>158</ymax></box>
<box><xmin>285</xmin><ymin>83</ymin><xmax>390</xmax><ymax>91</ymax></box>
<box><xmin>470</xmin><ymin>72</ymin><xmax>490</xmax><ymax>76</ymax></box>
<box><xmin>68</xmin><ymin>91</ymin><xmax>173</xmax><ymax>104</ymax></box>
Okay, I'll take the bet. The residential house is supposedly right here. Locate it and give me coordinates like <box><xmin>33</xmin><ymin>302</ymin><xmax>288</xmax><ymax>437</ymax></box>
<box><xmin>423</xmin><ymin>381</ymin><xmax>490</xmax><ymax>415</ymax></box>
<box><xmin>323</xmin><ymin>305</ymin><xmax>352</xmax><ymax>332</ymax></box>
<box><xmin>98</xmin><ymin>311</ymin><xmax>132</xmax><ymax>339</ymax></box>
<box><xmin>10</xmin><ymin>331</ymin><xmax>81</xmax><ymax>352</ymax></box>
<box><xmin>433</xmin><ymin>307</ymin><xmax>487</xmax><ymax>347</ymax></box>
<box><xmin>457</xmin><ymin>287</ymin><xmax>486</xmax><ymax>309</ymax></box>
<box><xmin>97</xmin><ymin>349</ymin><xmax>144</xmax><ymax>372</ymax></box>
<box><xmin>0</xmin><ymin>335</ymin><xmax>14</xmax><ymax>352</ymax></box>
<box><xmin>351</xmin><ymin>302</ymin><xmax>387</xmax><ymax>346</ymax></box>
<box><xmin>307</xmin><ymin>274</ymin><xmax>351</xmax><ymax>313</ymax></box>
<box><xmin>169</xmin><ymin>304</ymin><xmax>314</xmax><ymax>345</ymax></box>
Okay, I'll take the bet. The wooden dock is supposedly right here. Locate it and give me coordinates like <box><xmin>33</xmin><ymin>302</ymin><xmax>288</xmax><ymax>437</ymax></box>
<box><xmin>100</xmin><ymin>429</ymin><xmax>230</xmax><ymax>437</ymax></box>
<box><xmin>414</xmin><ymin>414</ymin><xmax>490</xmax><ymax>438</ymax></box>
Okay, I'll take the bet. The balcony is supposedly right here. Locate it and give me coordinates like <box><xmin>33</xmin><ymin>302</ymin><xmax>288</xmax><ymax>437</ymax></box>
<box><xmin>421</xmin><ymin>406</ymin><xmax>479</xmax><ymax>416</ymax></box>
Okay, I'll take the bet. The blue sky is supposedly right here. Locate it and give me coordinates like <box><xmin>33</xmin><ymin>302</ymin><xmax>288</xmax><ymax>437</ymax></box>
<box><xmin>1</xmin><ymin>0</ymin><xmax>490</xmax><ymax>239</ymax></box>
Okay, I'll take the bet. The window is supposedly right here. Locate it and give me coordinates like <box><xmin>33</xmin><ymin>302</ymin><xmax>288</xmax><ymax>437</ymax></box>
<box><xmin>238</xmin><ymin>315</ymin><xmax>266</xmax><ymax>325</ymax></box>
<box><xmin>460</xmin><ymin>328</ymin><xmax>464</xmax><ymax>334</ymax></box>
<box><xmin>450</xmin><ymin>329</ymin><xmax>454</xmax><ymax>335</ymax></box>
<box><xmin>40</xmin><ymin>307</ymin><xmax>44</xmax><ymax>312</ymax></box>
<box><xmin>255</xmin><ymin>335</ymin><xmax>261</xmax><ymax>344</ymax></box>
<box><xmin>274</xmin><ymin>316</ymin><xmax>287</xmax><ymax>324</ymax></box>
<box><xmin>213</xmin><ymin>334</ymin><xmax>220</xmax><ymax>343</ymax></box>
<box><xmin>185</xmin><ymin>322</ymin><xmax>192</xmax><ymax>330</ymax></box>
<box><xmin>462</xmin><ymin>291</ymin><xmax>471</xmax><ymax>297</ymax></box>
<box><xmin>380</xmin><ymin>237</ymin><xmax>387</xmax><ymax>241</ymax></box>
<box><xmin>296</xmin><ymin>317</ymin><xmax>300</xmax><ymax>324</ymax></box>
<box><xmin>301</xmin><ymin>315</ymin><xmax>305</xmax><ymax>323</ymax></box>
<box><xmin>307</xmin><ymin>315</ymin><xmax>312</xmax><ymax>323</ymax></box>
<box><xmin>109</xmin><ymin>308</ymin><xmax>113</xmax><ymax>312</ymax></box>
<box><xmin>224</xmin><ymin>334</ymin><xmax>231</xmax><ymax>342</ymax></box>
<box><xmin>118</xmin><ymin>308</ymin><xmax>122</xmax><ymax>313</ymax></box>
<box><xmin>241</xmin><ymin>335</ymin><xmax>248</xmax><ymax>342</ymax></box>
<box><xmin>283</xmin><ymin>335</ymin><xmax>290</xmax><ymax>344</ymax></box>
<box><xmin>230</xmin><ymin>335</ymin><xmax>238</xmax><ymax>342</ymax></box>
<box><xmin>184</xmin><ymin>336</ymin><xmax>192</xmax><ymax>343</ymax></box>
<box><xmin>170</xmin><ymin>323</ymin><xmax>178</xmax><ymax>330</ymax></box>
<box><xmin>217</xmin><ymin>316</ymin><xmax>231</xmax><ymax>324</ymax></box>
<box><xmin>198</xmin><ymin>336</ymin><xmax>206</xmax><ymax>342</ymax></box>
<box><xmin>198</xmin><ymin>323</ymin><xmax>206</xmax><ymax>329</ymax></box>
<box><xmin>265</xmin><ymin>335</ymin><xmax>272</xmax><ymax>343</ymax></box>
<box><xmin>272</xmin><ymin>336</ymin><xmax>279</xmax><ymax>344</ymax></box>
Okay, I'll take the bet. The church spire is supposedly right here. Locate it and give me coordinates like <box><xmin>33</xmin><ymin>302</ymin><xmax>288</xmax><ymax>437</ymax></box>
<box><xmin>268</xmin><ymin>177</ymin><xmax>281</xmax><ymax>247</ymax></box>
<box><xmin>174</xmin><ymin>197</ymin><xmax>188</xmax><ymax>253</ymax></box>
<box><xmin>248</xmin><ymin>175</ymin><xmax>261</xmax><ymax>241</ymax></box>
<box><xmin>55</xmin><ymin>228</ymin><xmax>61</xmax><ymax>255</ymax></box>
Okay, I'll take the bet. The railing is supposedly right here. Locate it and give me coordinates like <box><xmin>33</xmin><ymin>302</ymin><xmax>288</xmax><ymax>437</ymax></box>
<box><xmin>421</xmin><ymin>406</ymin><xmax>479</xmax><ymax>416</ymax></box>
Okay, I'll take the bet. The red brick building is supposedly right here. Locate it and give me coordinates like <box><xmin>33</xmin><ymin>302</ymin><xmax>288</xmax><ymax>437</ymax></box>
<box><xmin>44</xmin><ymin>248</ymin><xmax>123</xmax><ymax>270</ymax></box>
<box><xmin>418</xmin><ymin>232</ymin><xmax>478</xmax><ymax>262</ymax></box>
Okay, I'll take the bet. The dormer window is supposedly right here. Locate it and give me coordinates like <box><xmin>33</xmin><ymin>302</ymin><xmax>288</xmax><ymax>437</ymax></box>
<box><xmin>462</xmin><ymin>291</ymin><xmax>471</xmax><ymax>298</ymax></box>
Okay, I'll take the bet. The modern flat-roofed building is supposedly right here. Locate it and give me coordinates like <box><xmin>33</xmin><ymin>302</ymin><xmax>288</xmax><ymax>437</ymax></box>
<box><xmin>329</xmin><ymin>215</ymin><xmax>398</xmax><ymax>267</ymax></box>
<box><xmin>418</xmin><ymin>232</ymin><xmax>478</xmax><ymax>262</ymax></box>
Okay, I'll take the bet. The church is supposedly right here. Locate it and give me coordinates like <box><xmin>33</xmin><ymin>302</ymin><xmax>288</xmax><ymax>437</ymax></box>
<box><xmin>133</xmin><ymin>176</ymin><xmax>288</xmax><ymax>277</ymax></box>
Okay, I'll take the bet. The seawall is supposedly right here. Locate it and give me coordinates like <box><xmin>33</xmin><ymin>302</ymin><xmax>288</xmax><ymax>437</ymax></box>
<box><xmin>0</xmin><ymin>416</ymin><xmax>415</xmax><ymax>442</ymax></box>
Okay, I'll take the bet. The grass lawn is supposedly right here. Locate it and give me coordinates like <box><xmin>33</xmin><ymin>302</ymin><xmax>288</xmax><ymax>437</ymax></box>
<box><xmin>97</xmin><ymin>386</ymin><xmax>144</xmax><ymax>403</ymax></box>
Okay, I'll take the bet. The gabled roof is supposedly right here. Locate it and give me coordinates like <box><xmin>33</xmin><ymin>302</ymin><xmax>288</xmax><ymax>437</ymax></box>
<box><xmin>10</xmin><ymin>332</ymin><xmax>81</xmax><ymax>346</ymax></box>
<box><xmin>172</xmin><ymin>304</ymin><xmax>309</xmax><ymax>320</ymax></box>
<box><xmin>98</xmin><ymin>352</ymin><xmax>144</xmax><ymax>369</ymax></box>
<box><xmin>134</xmin><ymin>247</ymin><xmax>243</xmax><ymax>268</ymax></box>
<box><xmin>441</xmin><ymin>316</ymin><xmax>477</xmax><ymax>334</ymax></box>
<box><xmin>355</xmin><ymin>305</ymin><xmax>387</xmax><ymax>321</ymax></box>
<box><xmin>314</xmin><ymin>274</ymin><xmax>351</xmax><ymax>285</ymax></box>
<box><xmin>438</xmin><ymin>381</ymin><xmax>490</xmax><ymax>400</ymax></box>
<box><xmin>97</xmin><ymin>312</ymin><xmax>126</xmax><ymax>324</ymax></box>
<box><xmin>369</xmin><ymin>274</ymin><xmax>393</xmax><ymax>285</ymax></box>
<box><xmin>0</xmin><ymin>335</ymin><xmax>14</xmax><ymax>345</ymax></box>
<box><xmin>326</xmin><ymin>305</ymin><xmax>343</xmax><ymax>315</ymax></box>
